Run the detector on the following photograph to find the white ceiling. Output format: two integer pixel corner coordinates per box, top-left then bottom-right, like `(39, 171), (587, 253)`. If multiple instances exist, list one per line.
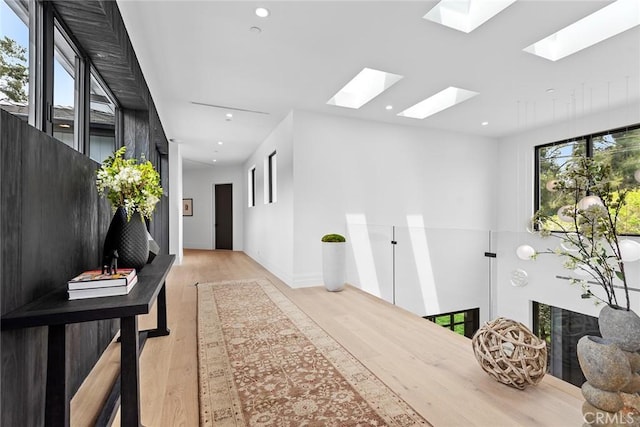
(116, 0), (640, 169)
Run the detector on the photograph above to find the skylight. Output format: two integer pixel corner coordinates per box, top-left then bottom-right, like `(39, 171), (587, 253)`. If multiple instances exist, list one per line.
(524, 0), (640, 61)
(327, 68), (403, 109)
(398, 87), (479, 120)
(423, 0), (517, 33)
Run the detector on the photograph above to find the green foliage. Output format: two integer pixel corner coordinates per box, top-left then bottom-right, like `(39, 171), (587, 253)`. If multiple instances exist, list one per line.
(96, 147), (163, 220)
(321, 233), (346, 243)
(617, 189), (640, 234)
(533, 157), (638, 310)
(0, 36), (28, 103)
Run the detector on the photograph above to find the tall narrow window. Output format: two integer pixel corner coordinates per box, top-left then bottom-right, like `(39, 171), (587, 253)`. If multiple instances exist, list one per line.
(266, 151), (277, 204)
(53, 22), (79, 148)
(248, 166), (256, 207)
(0, 0), (30, 120)
(89, 70), (116, 163)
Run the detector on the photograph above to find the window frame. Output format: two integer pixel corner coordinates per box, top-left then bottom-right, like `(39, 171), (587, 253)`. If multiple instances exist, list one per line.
(248, 166), (256, 207)
(88, 66), (118, 162)
(265, 150), (277, 204)
(2, 0), (120, 160)
(534, 123), (640, 236)
(424, 307), (480, 338)
(1, 0), (31, 121)
(532, 301), (599, 387)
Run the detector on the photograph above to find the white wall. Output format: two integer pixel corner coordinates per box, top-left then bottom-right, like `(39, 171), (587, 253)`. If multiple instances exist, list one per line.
(241, 110), (498, 321)
(290, 111), (498, 321)
(241, 105), (639, 324)
(243, 112), (295, 284)
(182, 165), (244, 251)
(495, 104), (640, 327)
(168, 142), (183, 263)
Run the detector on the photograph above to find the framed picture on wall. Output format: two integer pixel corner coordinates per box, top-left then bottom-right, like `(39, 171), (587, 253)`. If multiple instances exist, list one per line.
(183, 198), (193, 216)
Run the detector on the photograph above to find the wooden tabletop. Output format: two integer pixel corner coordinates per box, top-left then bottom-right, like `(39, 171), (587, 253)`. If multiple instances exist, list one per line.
(286, 283), (585, 427)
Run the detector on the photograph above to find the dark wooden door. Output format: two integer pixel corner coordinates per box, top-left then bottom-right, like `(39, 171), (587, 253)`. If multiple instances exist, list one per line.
(214, 184), (233, 250)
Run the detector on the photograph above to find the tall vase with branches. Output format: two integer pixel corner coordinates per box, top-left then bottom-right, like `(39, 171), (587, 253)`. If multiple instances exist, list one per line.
(527, 156), (640, 422)
(531, 156), (638, 311)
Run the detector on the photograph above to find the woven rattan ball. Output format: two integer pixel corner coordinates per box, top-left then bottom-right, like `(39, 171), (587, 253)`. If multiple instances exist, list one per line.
(471, 317), (547, 390)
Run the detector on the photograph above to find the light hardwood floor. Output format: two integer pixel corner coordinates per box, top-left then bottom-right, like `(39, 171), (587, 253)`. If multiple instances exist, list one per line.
(71, 249), (584, 427)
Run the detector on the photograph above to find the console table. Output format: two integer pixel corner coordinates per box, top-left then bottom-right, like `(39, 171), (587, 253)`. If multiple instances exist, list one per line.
(1, 254), (175, 427)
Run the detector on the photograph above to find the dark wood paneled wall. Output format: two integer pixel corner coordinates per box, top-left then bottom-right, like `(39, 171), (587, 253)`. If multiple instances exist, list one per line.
(1, 110), (117, 426)
(1, 1), (171, 425)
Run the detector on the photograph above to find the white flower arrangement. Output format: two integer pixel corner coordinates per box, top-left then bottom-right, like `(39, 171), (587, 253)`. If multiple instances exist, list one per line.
(96, 147), (163, 220)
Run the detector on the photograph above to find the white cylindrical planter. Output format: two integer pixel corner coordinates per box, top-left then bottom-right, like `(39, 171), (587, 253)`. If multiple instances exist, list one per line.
(322, 242), (346, 292)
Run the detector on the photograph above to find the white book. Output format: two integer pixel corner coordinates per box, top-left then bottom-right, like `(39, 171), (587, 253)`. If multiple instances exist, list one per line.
(68, 268), (137, 290)
(68, 275), (138, 300)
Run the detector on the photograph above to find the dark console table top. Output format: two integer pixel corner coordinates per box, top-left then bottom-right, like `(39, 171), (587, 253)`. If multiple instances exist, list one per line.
(1, 254), (176, 330)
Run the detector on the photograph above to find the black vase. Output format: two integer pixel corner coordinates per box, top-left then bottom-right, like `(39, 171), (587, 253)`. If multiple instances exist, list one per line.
(103, 207), (149, 272)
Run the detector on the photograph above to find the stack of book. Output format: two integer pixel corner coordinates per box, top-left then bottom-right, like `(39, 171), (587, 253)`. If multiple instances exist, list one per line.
(67, 268), (138, 300)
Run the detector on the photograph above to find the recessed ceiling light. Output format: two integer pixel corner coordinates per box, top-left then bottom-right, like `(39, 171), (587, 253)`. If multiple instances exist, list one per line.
(398, 87), (479, 119)
(218, 141), (224, 145)
(481, 121), (489, 126)
(212, 159), (217, 163)
(524, 0), (640, 61)
(249, 26), (262, 34)
(546, 88), (555, 94)
(423, 0), (517, 33)
(226, 113), (233, 118)
(255, 7), (270, 18)
(59, 124), (71, 128)
(327, 68), (403, 109)
(385, 105), (393, 110)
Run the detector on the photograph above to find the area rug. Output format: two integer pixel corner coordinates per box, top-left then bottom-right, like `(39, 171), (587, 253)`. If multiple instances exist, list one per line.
(197, 278), (429, 427)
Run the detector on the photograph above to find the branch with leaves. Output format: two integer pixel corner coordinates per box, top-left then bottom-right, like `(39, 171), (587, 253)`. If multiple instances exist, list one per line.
(532, 157), (633, 310)
(0, 36), (28, 103)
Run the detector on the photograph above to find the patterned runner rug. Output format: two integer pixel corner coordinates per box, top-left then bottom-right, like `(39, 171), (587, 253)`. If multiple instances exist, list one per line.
(197, 278), (429, 426)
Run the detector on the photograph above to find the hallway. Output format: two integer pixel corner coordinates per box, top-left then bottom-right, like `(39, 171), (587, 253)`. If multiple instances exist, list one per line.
(71, 249), (583, 426)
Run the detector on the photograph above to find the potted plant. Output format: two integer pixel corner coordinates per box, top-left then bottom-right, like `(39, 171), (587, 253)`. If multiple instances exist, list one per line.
(321, 233), (346, 292)
(520, 157), (640, 420)
(96, 146), (163, 271)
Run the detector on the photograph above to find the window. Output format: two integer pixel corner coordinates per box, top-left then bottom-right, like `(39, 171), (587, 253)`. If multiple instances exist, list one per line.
(265, 151), (277, 204)
(424, 308), (479, 338)
(533, 301), (599, 387)
(248, 166), (256, 207)
(89, 70), (116, 163)
(52, 21), (80, 148)
(1, 2), (120, 161)
(0, 0), (30, 120)
(536, 125), (640, 235)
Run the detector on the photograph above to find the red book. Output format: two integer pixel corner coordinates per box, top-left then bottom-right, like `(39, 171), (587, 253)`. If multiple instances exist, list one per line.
(67, 268), (137, 290)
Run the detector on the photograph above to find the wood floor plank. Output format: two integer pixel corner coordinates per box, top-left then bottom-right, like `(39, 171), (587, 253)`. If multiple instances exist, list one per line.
(71, 249), (583, 426)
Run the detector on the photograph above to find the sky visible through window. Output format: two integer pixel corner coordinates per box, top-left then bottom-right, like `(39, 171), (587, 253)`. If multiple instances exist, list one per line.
(1, 0), (29, 101)
(1, 0), (74, 108)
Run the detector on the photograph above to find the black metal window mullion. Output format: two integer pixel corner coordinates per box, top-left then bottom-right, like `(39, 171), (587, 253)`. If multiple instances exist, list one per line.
(31, 0), (54, 134)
